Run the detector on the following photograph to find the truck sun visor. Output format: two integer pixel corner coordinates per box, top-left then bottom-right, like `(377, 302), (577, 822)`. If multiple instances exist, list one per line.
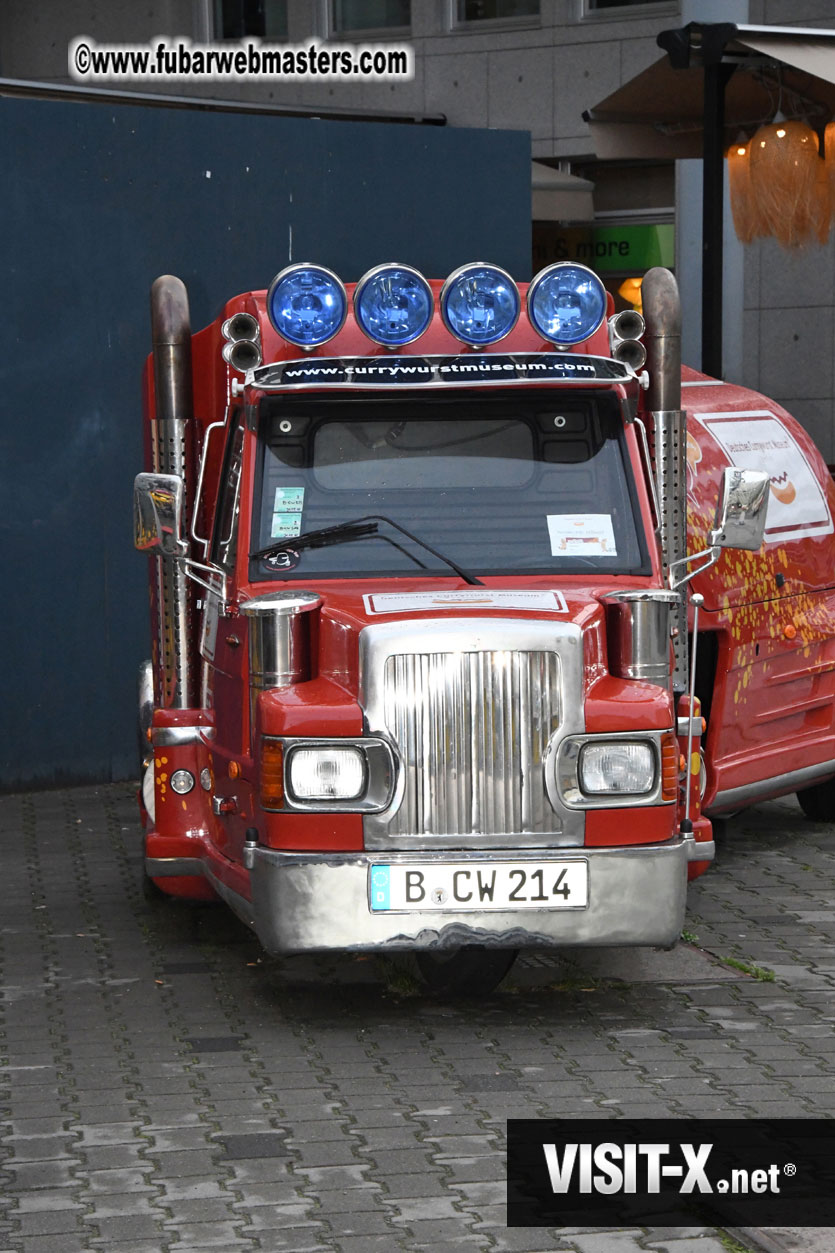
(266, 263), (348, 348)
(440, 263), (520, 346)
(527, 262), (607, 346)
(353, 264), (434, 347)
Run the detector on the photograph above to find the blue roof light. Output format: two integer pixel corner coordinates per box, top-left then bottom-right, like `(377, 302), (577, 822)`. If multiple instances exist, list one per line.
(354, 264), (433, 347)
(527, 262), (607, 346)
(267, 264), (348, 348)
(440, 264), (520, 347)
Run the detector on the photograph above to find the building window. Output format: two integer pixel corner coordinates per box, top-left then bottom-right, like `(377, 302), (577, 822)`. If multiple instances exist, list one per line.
(215, 0), (288, 38)
(456, 0), (539, 19)
(586, 0), (662, 8)
(332, 1), (411, 32)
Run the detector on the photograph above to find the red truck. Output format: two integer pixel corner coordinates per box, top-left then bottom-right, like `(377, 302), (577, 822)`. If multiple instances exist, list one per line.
(134, 260), (834, 992)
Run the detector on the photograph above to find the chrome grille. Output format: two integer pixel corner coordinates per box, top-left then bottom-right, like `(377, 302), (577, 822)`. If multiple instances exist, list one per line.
(382, 649), (560, 840)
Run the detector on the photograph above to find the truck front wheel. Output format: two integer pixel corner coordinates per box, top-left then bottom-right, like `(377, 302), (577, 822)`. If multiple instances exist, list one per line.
(415, 947), (517, 996)
(797, 776), (835, 821)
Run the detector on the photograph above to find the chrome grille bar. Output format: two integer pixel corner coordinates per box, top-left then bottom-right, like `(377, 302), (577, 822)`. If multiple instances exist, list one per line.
(382, 649), (560, 839)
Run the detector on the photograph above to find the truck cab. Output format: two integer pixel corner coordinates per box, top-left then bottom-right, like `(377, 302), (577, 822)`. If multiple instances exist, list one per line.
(134, 261), (811, 993)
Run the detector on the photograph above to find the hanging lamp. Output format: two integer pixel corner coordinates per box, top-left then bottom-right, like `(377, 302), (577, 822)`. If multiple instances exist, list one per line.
(748, 114), (822, 247)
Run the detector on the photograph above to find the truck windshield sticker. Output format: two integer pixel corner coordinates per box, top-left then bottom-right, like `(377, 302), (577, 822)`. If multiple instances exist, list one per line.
(271, 486), (304, 538)
(271, 514), (302, 538)
(547, 514), (617, 556)
(363, 590), (568, 615)
(273, 486), (305, 513)
(697, 412), (834, 543)
(252, 353), (632, 390)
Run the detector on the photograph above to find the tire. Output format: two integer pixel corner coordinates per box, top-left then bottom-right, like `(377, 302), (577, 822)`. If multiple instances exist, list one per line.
(415, 947), (517, 996)
(797, 776), (835, 821)
(142, 872), (169, 903)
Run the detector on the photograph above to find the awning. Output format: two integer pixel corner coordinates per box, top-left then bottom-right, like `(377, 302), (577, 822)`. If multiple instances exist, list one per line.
(531, 161), (594, 221)
(585, 24), (835, 160)
(583, 22), (835, 378)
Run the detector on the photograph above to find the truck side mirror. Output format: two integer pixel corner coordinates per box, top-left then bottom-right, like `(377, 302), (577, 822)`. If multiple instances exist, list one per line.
(133, 472), (188, 558)
(710, 467), (769, 552)
(669, 465), (770, 590)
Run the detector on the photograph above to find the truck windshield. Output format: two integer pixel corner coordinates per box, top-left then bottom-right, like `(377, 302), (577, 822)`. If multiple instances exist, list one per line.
(250, 390), (649, 579)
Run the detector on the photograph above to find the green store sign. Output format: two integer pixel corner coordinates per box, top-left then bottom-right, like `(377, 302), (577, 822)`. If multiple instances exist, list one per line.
(535, 224), (674, 273)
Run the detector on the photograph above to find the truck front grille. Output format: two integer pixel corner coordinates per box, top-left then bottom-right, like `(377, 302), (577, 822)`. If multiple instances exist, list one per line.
(381, 649), (560, 840)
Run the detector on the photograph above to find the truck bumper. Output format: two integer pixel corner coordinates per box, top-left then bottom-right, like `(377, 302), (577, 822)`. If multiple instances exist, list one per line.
(242, 839), (697, 955)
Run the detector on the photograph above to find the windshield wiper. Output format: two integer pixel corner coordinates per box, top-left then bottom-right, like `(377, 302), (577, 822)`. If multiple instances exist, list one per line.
(251, 514), (483, 586)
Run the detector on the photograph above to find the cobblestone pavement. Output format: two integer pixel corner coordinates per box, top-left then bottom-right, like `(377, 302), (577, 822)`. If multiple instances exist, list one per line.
(1, 784), (834, 1252)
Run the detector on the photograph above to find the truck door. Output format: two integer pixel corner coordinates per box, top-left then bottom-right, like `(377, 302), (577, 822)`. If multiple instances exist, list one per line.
(200, 413), (249, 861)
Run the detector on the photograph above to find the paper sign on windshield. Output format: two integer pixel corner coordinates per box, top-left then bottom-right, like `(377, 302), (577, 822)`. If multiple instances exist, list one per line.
(547, 514), (617, 556)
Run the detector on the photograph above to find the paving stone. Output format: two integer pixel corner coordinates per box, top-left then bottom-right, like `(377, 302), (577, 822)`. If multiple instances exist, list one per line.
(376, 1170), (453, 1198)
(164, 1222), (259, 1250)
(13, 1237), (92, 1253)
(567, 1234), (657, 1252)
(10, 1191), (84, 1214)
(643, 1241), (732, 1253)
(390, 1194), (468, 1220)
(159, 1178), (232, 1201)
(324, 1237), (407, 1253)
(5, 1161), (79, 1189)
(85, 1167), (157, 1193)
(215, 1133), (289, 1159)
(228, 1203), (320, 1231)
(225, 1164), (300, 1189)
(305, 1186), (385, 1213)
(323, 1208), (405, 1236)
(10, 1211), (87, 1237)
(82, 1193), (163, 1219)
(78, 1144), (153, 1170)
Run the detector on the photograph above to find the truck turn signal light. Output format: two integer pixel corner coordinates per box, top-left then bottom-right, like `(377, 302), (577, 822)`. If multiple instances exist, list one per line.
(661, 734), (679, 802)
(260, 739), (284, 809)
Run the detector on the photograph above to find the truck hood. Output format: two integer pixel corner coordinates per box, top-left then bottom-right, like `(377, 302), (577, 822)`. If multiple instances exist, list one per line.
(312, 581), (620, 692)
(255, 578), (674, 738)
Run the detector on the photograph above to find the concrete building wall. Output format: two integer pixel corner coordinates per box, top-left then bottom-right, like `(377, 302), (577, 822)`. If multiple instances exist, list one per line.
(0, 2), (673, 150)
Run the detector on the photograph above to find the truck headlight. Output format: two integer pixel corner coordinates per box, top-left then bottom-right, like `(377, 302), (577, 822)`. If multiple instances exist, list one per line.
(286, 746), (366, 801)
(578, 741), (655, 795)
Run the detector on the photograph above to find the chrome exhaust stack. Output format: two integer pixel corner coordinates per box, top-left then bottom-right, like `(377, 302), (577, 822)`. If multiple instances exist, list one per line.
(241, 592), (322, 728)
(601, 589), (681, 689)
(609, 309), (647, 371)
(641, 267), (688, 691)
(150, 274), (195, 709)
(612, 337), (647, 371)
(222, 310), (262, 373)
(222, 339), (262, 372)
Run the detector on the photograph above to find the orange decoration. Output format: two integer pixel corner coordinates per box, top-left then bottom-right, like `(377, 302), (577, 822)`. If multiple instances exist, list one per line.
(728, 143), (764, 243)
(748, 119), (824, 248)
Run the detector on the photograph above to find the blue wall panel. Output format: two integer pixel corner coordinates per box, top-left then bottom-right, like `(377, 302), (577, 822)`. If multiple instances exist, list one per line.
(0, 96), (530, 789)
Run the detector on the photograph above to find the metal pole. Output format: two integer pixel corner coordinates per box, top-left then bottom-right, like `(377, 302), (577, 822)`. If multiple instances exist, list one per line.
(701, 62), (734, 379)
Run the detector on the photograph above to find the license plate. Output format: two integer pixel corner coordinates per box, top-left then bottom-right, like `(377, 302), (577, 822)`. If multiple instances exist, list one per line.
(369, 860), (588, 912)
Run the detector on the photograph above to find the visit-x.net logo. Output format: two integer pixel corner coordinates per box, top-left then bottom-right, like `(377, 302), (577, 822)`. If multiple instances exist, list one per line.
(506, 1119), (835, 1227)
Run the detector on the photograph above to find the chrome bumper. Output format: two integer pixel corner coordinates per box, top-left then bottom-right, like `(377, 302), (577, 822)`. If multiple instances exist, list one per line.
(246, 839), (699, 955)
